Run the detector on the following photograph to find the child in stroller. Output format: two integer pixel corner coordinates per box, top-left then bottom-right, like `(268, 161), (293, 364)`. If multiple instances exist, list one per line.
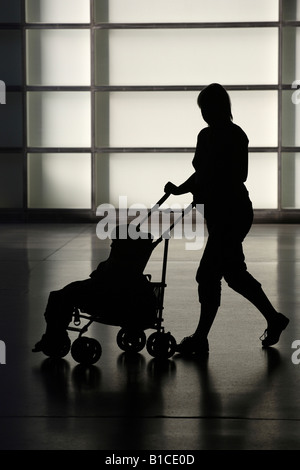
(32, 225), (160, 360)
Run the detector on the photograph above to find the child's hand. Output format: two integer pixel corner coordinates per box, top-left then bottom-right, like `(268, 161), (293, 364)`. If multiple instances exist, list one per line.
(164, 182), (178, 195)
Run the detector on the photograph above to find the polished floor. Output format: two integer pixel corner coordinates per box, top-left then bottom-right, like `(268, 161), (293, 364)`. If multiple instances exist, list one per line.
(0, 221), (300, 451)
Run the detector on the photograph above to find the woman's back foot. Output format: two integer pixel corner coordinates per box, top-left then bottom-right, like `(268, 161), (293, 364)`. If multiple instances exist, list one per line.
(260, 313), (289, 348)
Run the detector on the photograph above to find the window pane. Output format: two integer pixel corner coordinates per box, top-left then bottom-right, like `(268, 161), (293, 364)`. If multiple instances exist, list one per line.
(0, 31), (22, 86)
(231, 91), (278, 147)
(26, 30), (90, 86)
(0, 154), (23, 208)
(95, 28), (278, 86)
(96, 91), (277, 148)
(96, 152), (278, 210)
(95, 0), (278, 22)
(28, 153), (91, 208)
(282, 153), (300, 209)
(247, 153), (278, 209)
(27, 92), (91, 147)
(282, 27), (300, 84)
(283, 0), (300, 20)
(282, 89), (300, 147)
(96, 153), (193, 207)
(0, 93), (23, 147)
(96, 91), (202, 148)
(0, 0), (21, 22)
(25, 0), (90, 23)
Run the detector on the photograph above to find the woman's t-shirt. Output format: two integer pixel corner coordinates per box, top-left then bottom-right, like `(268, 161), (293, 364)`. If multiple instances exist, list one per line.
(192, 122), (250, 208)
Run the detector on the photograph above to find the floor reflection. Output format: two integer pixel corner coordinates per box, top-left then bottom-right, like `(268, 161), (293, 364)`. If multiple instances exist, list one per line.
(1, 223), (300, 449)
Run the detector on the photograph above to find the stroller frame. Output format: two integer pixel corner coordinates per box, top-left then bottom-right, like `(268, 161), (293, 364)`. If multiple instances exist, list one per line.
(67, 237), (173, 365)
(55, 194), (192, 365)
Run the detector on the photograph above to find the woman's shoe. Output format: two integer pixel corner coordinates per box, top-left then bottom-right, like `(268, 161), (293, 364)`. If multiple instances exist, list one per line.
(32, 334), (48, 352)
(176, 335), (209, 356)
(260, 313), (289, 348)
(32, 332), (70, 357)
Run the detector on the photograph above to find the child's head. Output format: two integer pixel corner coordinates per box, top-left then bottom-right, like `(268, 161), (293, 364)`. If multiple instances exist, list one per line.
(197, 83), (233, 126)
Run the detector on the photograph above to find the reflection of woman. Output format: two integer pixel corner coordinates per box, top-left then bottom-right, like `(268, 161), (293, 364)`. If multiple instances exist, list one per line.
(165, 83), (289, 356)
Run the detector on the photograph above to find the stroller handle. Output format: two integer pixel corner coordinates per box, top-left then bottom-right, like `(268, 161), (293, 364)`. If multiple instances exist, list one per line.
(136, 192), (171, 232)
(136, 193), (195, 240)
(156, 192), (171, 207)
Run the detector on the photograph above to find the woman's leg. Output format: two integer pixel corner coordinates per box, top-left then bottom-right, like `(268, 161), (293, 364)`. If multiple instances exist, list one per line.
(223, 238), (289, 347)
(176, 234), (222, 355)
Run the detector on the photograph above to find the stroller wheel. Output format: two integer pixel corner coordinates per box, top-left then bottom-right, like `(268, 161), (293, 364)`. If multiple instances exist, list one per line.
(117, 328), (146, 353)
(71, 337), (102, 365)
(146, 332), (176, 359)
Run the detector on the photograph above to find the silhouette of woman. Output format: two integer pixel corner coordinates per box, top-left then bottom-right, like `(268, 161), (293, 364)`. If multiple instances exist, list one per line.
(165, 83), (289, 356)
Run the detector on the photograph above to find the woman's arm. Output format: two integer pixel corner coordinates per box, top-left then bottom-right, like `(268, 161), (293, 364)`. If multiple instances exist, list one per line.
(164, 173), (196, 195)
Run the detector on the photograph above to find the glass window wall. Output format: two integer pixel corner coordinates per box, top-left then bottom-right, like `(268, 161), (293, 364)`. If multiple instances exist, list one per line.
(1, 0), (300, 216)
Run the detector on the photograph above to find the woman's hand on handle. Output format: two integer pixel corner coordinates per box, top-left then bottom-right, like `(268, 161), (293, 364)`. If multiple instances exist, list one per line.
(164, 182), (179, 195)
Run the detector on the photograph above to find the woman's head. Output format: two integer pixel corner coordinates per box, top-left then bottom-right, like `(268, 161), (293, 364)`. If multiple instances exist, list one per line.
(197, 83), (233, 126)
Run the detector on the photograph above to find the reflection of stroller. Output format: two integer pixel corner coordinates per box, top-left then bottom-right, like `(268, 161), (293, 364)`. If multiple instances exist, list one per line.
(41, 194), (188, 365)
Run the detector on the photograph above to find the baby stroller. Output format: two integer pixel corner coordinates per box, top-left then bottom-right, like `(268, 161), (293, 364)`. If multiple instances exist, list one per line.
(43, 193), (190, 365)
